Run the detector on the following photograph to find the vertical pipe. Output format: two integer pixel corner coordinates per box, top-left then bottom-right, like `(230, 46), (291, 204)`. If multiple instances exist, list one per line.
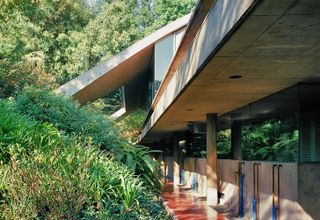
(272, 165), (275, 208)
(278, 165), (282, 220)
(272, 165), (277, 220)
(257, 163), (260, 220)
(253, 163), (256, 198)
(239, 174), (244, 217)
(238, 162), (245, 217)
(253, 163), (257, 220)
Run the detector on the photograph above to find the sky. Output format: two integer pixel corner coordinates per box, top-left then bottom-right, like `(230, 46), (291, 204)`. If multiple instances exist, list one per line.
(86, 0), (98, 7)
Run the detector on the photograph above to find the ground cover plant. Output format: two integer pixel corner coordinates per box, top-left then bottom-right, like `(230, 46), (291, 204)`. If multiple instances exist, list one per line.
(0, 100), (169, 219)
(14, 88), (162, 190)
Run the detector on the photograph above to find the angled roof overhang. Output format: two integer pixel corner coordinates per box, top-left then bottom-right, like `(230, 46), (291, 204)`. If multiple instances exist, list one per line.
(141, 0), (320, 143)
(56, 13), (192, 105)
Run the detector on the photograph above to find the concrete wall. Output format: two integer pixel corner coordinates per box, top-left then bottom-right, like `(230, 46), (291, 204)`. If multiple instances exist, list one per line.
(181, 159), (313, 219)
(183, 158), (207, 194)
(160, 156), (316, 219)
(298, 163), (320, 220)
(161, 156), (174, 179)
(217, 160), (311, 220)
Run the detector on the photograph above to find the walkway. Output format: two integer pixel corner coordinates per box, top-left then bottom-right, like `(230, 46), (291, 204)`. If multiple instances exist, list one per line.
(161, 182), (227, 220)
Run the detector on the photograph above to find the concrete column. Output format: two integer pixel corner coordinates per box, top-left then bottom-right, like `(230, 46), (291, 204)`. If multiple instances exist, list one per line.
(160, 145), (165, 177)
(231, 121), (242, 160)
(173, 136), (180, 186)
(206, 113), (218, 205)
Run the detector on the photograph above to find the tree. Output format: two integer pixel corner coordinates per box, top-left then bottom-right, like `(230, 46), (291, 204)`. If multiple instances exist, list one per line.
(0, 0), (92, 96)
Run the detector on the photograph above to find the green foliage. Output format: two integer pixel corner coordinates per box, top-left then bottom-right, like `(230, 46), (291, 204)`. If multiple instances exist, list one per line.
(60, 0), (197, 104)
(213, 116), (298, 162)
(119, 174), (143, 212)
(0, 0), (196, 110)
(145, 0), (197, 35)
(0, 0), (92, 95)
(242, 115), (298, 162)
(14, 88), (120, 152)
(188, 130), (232, 158)
(0, 99), (169, 219)
(124, 145), (162, 190)
(14, 88), (162, 190)
(88, 88), (123, 115)
(0, 1), (197, 218)
(217, 129), (232, 159)
(118, 109), (147, 143)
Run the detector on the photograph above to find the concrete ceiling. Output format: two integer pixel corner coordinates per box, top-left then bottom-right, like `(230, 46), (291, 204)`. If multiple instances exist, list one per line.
(142, 0), (320, 142)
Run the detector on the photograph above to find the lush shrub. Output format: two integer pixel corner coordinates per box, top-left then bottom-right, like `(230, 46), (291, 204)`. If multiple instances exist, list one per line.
(242, 115), (298, 162)
(117, 109), (147, 144)
(14, 88), (162, 189)
(117, 110), (162, 190)
(0, 100), (169, 219)
(124, 145), (162, 190)
(14, 88), (121, 153)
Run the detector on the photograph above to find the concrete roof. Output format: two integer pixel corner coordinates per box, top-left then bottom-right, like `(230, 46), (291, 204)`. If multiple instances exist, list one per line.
(56, 13), (191, 105)
(141, 0), (320, 143)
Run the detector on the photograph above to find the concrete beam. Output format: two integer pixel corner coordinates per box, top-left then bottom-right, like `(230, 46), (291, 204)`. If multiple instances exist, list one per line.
(206, 113), (218, 205)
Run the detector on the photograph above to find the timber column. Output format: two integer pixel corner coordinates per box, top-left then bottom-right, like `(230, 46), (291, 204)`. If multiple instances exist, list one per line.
(206, 113), (218, 205)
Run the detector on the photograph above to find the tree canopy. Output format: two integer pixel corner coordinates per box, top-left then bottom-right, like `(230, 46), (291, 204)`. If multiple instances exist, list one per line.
(0, 0), (197, 98)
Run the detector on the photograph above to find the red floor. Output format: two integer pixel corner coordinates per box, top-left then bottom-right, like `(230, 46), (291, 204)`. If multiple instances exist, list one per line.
(161, 182), (226, 220)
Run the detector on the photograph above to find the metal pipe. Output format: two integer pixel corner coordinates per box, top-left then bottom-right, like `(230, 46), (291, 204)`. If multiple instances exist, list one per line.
(238, 162), (245, 217)
(253, 163), (260, 220)
(272, 165), (277, 220)
(272, 165), (276, 208)
(278, 165), (282, 220)
(253, 163), (256, 198)
(253, 163), (256, 220)
(256, 163), (261, 220)
(272, 164), (282, 220)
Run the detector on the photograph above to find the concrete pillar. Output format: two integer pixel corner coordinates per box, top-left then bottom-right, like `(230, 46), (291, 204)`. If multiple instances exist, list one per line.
(173, 136), (180, 186)
(160, 144), (165, 177)
(231, 121), (242, 160)
(206, 113), (218, 205)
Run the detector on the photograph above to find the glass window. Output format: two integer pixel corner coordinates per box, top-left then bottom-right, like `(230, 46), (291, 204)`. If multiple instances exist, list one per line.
(154, 34), (174, 92)
(174, 28), (186, 52)
(242, 113), (298, 162)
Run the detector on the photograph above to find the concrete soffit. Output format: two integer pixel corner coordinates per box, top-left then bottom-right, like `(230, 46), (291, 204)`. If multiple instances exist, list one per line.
(149, 0), (217, 112)
(140, 0), (258, 141)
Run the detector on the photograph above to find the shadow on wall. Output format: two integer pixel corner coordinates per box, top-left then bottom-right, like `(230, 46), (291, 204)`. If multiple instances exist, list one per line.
(161, 155), (315, 219)
(183, 158), (207, 194)
(161, 156), (174, 180)
(216, 160), (313, 220)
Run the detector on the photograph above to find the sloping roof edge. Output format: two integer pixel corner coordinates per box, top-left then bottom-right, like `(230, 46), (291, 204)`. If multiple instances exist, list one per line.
(140, 0), (259, 142)
(56, 13), (192, 98)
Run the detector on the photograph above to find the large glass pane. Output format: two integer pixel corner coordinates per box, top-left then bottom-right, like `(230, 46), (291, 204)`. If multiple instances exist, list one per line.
(154, 34), (174, 92)
(242, 113), (298, 162)
(174, 28), (186, 52)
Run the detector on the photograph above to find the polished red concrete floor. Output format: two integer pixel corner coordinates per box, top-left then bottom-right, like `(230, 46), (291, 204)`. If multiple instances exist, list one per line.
(161, 182), (227, 220)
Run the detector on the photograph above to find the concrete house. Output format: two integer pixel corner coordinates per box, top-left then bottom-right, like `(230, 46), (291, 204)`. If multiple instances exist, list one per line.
(58, 0), (320, 219)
